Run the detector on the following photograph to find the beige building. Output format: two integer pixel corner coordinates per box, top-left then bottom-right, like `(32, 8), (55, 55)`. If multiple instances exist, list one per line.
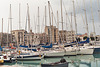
(45, 25), (59, 43)
(12, 30), (26, 46)
(12, 29), (40, 46)
(90, 32), (96, 37)
(39, 33), (48, 44)
(59, 30), (76, 43)
(59, 30), (67, 43)
(77, 33), (88, 41)
(66, 31), (76, 43)
(0, 33), (11, 46)
(33, 33), (40, 45)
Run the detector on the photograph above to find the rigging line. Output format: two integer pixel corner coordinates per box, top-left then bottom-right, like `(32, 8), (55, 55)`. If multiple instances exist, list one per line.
(76, 0), (86, 26)
(97, 0), (100, 9)
(90, 0), (96, 44)
(97, 0), (100, 27)
(7, 19), (9, 46)
(41, 15), (45, 33)
(90, 0), (95, 34)
(83, 0), (89, 37)
(49, 4), (57, 26)
(62, 1), (72, 30)
(25, 12), (28, 31)
(34, 16), (36, 33)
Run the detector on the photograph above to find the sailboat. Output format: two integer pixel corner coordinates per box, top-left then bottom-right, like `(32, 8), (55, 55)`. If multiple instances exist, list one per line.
(40, 1), (65, 58)
(15, 3), (44, 61)
(64, 0), (94, 55)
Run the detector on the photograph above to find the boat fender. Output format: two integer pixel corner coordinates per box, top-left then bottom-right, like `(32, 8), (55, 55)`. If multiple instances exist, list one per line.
(39, 55), (41, 57)
(19, 50), (21, 55)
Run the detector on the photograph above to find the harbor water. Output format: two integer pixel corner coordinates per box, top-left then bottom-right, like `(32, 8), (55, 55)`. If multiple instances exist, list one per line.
(1, 54), (100, 67)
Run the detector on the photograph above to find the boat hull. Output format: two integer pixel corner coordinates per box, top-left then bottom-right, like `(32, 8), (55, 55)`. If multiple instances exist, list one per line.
(93, 48), (100, 54)
(16, 55), (43, 61)
(77, 48), (94, 55)
(64, 47), (77, 56)
(41, 62), (68, 67)
(44, 51), (65, 58)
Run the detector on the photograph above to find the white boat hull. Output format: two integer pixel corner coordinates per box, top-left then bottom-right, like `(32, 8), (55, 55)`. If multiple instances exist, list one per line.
(16, 55), (44, 61)
(77, 48), (94, 55)
(43, 50), (65, 58)
(64, 47), (77, 56)
(64, 47), (94, 55)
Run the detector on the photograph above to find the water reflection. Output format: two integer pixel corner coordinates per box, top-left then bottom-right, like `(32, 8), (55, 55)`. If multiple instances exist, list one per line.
(3, 54), (100, 67)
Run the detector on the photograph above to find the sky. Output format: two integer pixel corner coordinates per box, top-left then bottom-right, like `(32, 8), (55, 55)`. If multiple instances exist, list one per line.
(0, 0), (100, 35)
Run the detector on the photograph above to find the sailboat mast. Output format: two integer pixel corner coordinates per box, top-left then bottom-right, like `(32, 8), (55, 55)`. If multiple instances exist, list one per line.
(27, 3), (31, 46)
(71, 12), (74, 42)
(57, 11), (59, 43)
(1, 18), (3, 46)
(10, 4), (12, 44)
(60, 0), (64, 44)
(57, 11), (59, 30)
(52, 12), (53, 26)
(90, 0), (96, 41)
(73, 0), (78, 45)
(27, 3), (30, 32)
(45, 6), (47, 26)
(7, 20), (9, 46)
(38, 7), (40, 34)
(45, 6), (47, 43)
(65, 13), (67, 31)
(97, 0), (100, 9)
(48, 1), (52, 43)
(19, 3), (21, 46)
(83, 0), (89, 37)
(71, 12), (73, 31)
(19, 3), (21, 30)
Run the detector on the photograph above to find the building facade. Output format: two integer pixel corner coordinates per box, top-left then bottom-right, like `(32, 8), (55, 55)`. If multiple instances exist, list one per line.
(77, 33), (88, 41)
(45, 25), (59, 44)
(66, 31), (76, 43)
(12, 30), (26, 46)
(12, 30), (40, 46)
(59, 30), (75, 43)
(39, 33), (48, 44)
(0, 33), (11, 46)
